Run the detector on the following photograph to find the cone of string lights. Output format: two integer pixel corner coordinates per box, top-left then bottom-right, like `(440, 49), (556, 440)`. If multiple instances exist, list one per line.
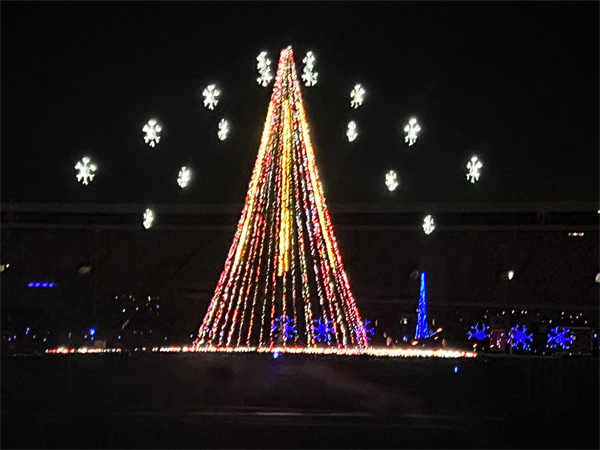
(194, 47), (369, 351)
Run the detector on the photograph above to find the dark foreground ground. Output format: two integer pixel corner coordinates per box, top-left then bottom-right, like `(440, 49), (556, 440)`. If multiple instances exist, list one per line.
(1, 352), (598, 449)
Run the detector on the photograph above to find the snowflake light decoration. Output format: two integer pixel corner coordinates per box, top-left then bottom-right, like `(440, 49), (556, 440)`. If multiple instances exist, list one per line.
(142, 208), (154, 230)
(466, 156), (482, 183)
(177, 167), (191, 188)
(75, 157), (97, 185)
(312, 317), (334, 343)
(143, 119), (162, 147)
(385, 170), (399, 191)
(404, 118), (421, 146)
(363, 319), (375, 341)
(423, 215), (435, 235)
(202, 84), (220, 110)
(467, 324), (490, 340)
(546, 326), (575, 350)
(272, 316), (298, 340)
(509, 324), (533, 351)
(218, 119), (229, 141)
(347, 121), (358, 142)
(301, 51), (318, 87)
(350, 84), (365, 109)
(256, 52), (273, 87)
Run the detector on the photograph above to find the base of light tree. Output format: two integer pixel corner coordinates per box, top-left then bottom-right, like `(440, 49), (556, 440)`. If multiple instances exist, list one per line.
(44, 346), (477, 358)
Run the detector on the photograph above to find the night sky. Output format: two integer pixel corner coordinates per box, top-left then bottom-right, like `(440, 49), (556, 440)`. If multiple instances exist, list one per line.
(2, 3), (598, 206)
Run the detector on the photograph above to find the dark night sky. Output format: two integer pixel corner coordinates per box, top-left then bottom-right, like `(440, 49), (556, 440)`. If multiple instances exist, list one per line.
(2, 2), (598, 206)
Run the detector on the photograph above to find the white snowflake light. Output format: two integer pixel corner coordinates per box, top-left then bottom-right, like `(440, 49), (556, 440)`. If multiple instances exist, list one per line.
(218, 119), (229, 141)
(404, 118), (421, 146)
(143, 119), (162, 147)
(385, 171), (398, 191)
(202, 85), (220, 110)
(350, 84), (365, 109)
(75, 157), (97, 185)
(143, 209), (154, 230)
(177, 167), (192, 188)
(301, 51), (318, 87)
(256, 52), (273, 87)
(466, 156), (483, 183)
(347, 121), (358, 142)
(423, 215), (435, 235)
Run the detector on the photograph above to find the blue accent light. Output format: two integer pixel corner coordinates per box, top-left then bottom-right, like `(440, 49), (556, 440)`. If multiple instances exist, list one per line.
(363, 319), (375, 341)
(26, 328), (30, 334)
(272, 315), (298, 340)
(547, 326), (575, 350)
(35, 283), (41, 287)
(468, 324), (490, 340)
(454, 366), (459, 373)
(42, 283), (48, 288)
(273, 351), (280, 359)
(509, 325), (533, 351)
(415, 272), (430, 339)
(68, 333), (72, 338)
(89, 328), (96, 336)
(311, 317), (334, 343)
(49, 283), (55, 288)
(28, 283), (34, 287)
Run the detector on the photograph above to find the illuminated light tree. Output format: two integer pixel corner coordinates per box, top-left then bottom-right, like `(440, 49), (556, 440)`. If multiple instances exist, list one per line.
(195, 47), (369, 350)
(466, 156), (482, 183)
(347, 121), (358, 142)
(143, 119), (162, 147)
(218, 119), (229, 140)
(509, 324), (533, 351)
(547, 326), (575, 350)
(414, 272), (430, 339)
(467, 324), (490, 340)
(404, 118), (420, 146)
(75, 157), (97, 185)
(385, 170), (398, 191)
(203, 85), (220, 110)
(350, 84), (365, 109)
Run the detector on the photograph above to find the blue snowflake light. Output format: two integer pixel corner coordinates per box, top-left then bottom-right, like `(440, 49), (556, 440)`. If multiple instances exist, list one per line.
(509, 324), (533, 351)
(363, 319), (375, 341)
(467, 323), (490, 340)
(312, 317), (334, 343)
(547, 326), (575, 350)
(272, 315), (297, 340)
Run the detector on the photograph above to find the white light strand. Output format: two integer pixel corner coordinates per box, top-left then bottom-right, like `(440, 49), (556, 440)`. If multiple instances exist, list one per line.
(143, 120), (162, 147)
(301, 51), (318, 87)
(347, 121), (358, 142)
(423, 215), (435, 235)
(202, 85), (220, 110)
(75, 157), (97, 185)
(256, 52), (273, 87)
(466, 156), (482, 183)
(385, 170), (398, 191)
(404, 118), (421, 146)
(143, 209), (155, 230)
(177, 167), (192, 188)
(350, 84), (365, 109)
(218, 119), (229, 141)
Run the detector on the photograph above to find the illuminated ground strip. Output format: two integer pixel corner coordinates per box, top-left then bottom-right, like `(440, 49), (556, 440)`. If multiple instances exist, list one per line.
(46, 347), (477, 358)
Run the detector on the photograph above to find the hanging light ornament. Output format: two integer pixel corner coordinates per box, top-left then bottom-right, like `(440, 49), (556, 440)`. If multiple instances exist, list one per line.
(350, 84), (365, 109)
(218, 119), (229, 141)
(143, 119), (162, 147)
(256, 52), (273, 87)
(143, 209), (155, 229)
(404, 118), (421, 146)
(301, 51), (318, 87)
(423, 215), (435, 235)
(347, 121), (358, 142)
(466, 156), (482, 183)
(385, 170), (398, 191)
(75, 157), (97, 185)
(202, 85), (220, 110)
(177, 167), (192, 188)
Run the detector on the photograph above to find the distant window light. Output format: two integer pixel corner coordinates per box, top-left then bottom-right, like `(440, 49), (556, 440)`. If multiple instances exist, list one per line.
(596, 273), (600, 283)
(78, 266), (92, 275)
(0, 263), (8, 272)
(568, 232), (585, 237)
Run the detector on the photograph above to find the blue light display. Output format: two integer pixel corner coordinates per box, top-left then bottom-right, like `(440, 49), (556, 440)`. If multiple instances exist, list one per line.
(467, 323), (490, 340)
(509, 324), (533, 351)
(312, 317), (334, 343)
(414, 272), (430, 339)
(547, 326), (575, 350)
(363, 319), (375, 341)
(28, 282), (55, 288)
(454, 366), (459, 373)
(89, 328), (96, 336)
(272, 315), (298, 339)
(273, 351), (280, 359)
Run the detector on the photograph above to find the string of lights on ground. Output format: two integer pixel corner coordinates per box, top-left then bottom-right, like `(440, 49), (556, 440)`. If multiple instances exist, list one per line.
(44, 346), (477, 358)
